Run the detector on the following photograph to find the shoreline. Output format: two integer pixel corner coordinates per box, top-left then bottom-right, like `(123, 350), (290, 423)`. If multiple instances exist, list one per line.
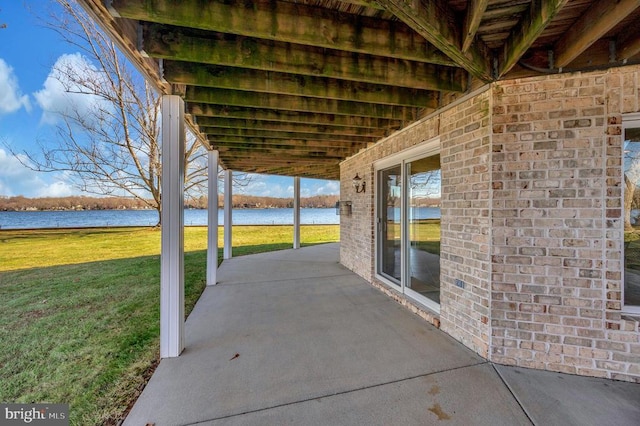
(0, 206), (337, 212)
(0, 223), (341, 232)
(0, 207), (344, 230)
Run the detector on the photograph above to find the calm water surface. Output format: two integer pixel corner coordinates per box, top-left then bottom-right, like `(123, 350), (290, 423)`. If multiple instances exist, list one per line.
(0, 208), (342, 230)
(0, 207), (441, 230)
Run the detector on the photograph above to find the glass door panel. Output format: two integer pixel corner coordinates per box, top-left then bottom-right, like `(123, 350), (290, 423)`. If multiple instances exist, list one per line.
(406, 156), (441, 304)
(624, 123), (640, 309)
(378, 165), (402, 283)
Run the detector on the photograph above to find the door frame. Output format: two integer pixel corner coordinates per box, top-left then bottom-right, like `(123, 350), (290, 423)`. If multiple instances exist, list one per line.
(623, 112), (640, 315)
(375, 163), (403, 289)
(374, 138), (441, 313)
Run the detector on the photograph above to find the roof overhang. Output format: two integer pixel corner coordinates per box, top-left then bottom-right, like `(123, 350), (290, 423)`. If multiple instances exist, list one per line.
(77, 0), (640, 179)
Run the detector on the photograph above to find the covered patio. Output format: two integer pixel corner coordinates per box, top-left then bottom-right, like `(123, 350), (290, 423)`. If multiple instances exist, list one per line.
(124, 243), (640, 425)
(76, 0), (640, 390)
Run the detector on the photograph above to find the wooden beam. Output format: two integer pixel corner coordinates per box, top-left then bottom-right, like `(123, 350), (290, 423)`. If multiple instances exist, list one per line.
(202, 127), (377, 143)
(618, 24), (640, 60)
(261, 165), (340, 174)
(195, 117), (388, 138)
(375, 0), (492, 81)
(162, 61), (442, 107)
(76, 0), (170, 93)
(227, 160), (341, 169)
(215, 150), (358, 164)
(216, 148), (357, 159)
(215, 146), (351, 159)
(504, 38), (640, 79)
(226, 160), (340, 171)
(188, 104), (406, 131)
(214, 148), (362, 160)
(255, 165), (338, 172)
(204, 132), (370, 147)
(207, 137), (365, 151)
(221, 162), (340, 179)
(185, 87), (422, 121)
(462, 0), (489, 53)
(76, 2), (210, 152)
(554, 0), (640, 68)
(144, 25), (464, 92)
(221, 154), (342, 160)
(112, 0), (455, 65)
(221, 157), (342, 166)
(499, 0), (568, 77)
(339, 0), (385, 10)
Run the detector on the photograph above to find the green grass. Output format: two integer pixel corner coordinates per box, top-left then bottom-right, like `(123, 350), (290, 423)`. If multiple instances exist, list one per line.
(0, 225), (339, 425)
(410, 220), (441, 255)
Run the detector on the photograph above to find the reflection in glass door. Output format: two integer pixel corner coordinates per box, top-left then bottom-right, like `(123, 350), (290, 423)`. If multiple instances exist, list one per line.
(623, 117), (640, 313)
(378, 165), (402, 283)
(406, 156), (441, 304)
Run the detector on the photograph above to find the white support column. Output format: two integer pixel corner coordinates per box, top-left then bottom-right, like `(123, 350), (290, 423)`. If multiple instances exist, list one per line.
(207, 150), (219, 286)
(160, 95), (185, 358)
(293, 176), (301, 249)
(223, 169), (233, 259)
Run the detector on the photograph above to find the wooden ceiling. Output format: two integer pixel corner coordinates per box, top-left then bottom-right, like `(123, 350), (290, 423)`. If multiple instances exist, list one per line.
(79, 0), (640, 180)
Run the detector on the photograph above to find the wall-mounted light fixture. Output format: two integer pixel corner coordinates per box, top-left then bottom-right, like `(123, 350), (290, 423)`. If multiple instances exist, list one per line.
(353, 173), (366, 193)
(336, 200), (352, 216)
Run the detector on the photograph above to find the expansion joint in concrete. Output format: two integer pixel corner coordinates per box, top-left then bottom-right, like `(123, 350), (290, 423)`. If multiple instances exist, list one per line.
(183, 361), (490, 426)
(492, 363), (535, 425)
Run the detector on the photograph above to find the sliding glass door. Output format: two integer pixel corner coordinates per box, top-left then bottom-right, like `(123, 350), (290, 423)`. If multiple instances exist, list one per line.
(378, 165), (402, 284)
(376, 144), (441, 311)
(405, 157), (441, 305)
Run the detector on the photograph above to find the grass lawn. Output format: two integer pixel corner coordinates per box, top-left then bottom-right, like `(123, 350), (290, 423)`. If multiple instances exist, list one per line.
(410, 220), (441, 255)
(0, 225), (339, 425)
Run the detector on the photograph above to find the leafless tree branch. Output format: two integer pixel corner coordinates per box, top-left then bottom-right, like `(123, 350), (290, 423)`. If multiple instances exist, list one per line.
(5, 0), (246, 225)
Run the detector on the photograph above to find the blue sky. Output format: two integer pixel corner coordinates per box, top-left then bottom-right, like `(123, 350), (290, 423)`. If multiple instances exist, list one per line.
(0, 1), (339, 199)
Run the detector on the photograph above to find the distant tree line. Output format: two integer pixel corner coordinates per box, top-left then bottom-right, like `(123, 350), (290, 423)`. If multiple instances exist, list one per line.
(0, 194), (340, 211)
(0, 196), (151, 211)
(187, 194), (340, 209)
(412, 197), (441, 207)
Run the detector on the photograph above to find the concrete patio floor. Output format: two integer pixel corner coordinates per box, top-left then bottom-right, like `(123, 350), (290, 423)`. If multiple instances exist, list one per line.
(125, 243), (640, 426)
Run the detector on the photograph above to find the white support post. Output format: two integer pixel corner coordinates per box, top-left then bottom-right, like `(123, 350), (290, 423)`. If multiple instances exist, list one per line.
(293, 176), (301, 249)
(207, 150), (219, 285)
(223, 169), (233, 260)
(160, 95), (185, 358)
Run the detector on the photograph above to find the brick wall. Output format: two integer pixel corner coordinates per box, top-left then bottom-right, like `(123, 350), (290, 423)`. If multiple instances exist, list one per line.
(439, 91), (492, 358)
(339, 65), (640, 382)
(491, 67), (640, 382)
(340, 107), (442, 317)
(339, 150), (375, 282)
(340, 90), (493, 355)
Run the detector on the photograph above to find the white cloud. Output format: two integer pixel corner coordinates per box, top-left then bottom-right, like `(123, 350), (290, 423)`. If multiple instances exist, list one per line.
(301, 178), (340, 197)
(33, 53), (109, 125)
(236, 174), (340, 197)
(230, 174), (289, 197)
(313, 180), (340, 195)
(0, 58), (31, 115)
(238, 175), (267, 195)
(36, 180), (76, 198)
(0, 148), (78, 198)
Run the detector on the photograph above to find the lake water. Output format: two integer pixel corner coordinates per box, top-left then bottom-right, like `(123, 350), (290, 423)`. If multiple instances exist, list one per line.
(0, 207), (441, 230)
(0, 208), (340, 230)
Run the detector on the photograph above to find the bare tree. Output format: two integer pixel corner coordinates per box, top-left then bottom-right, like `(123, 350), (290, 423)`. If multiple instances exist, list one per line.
(7, 0), (248, 225)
